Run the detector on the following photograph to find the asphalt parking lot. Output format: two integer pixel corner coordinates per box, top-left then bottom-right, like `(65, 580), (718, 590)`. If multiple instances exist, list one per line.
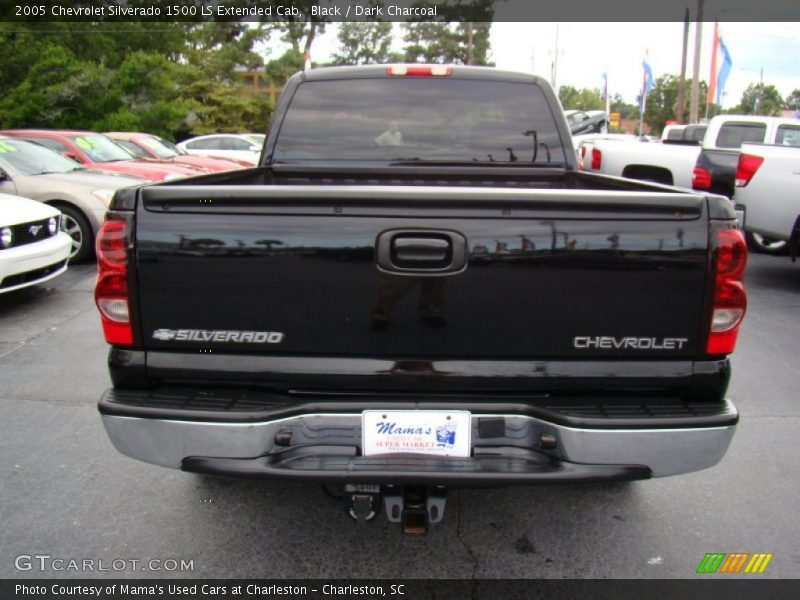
(1, 253), (799, 580)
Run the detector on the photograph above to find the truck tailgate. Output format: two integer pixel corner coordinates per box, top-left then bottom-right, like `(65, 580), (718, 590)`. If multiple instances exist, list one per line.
(134, 185), (709, 361)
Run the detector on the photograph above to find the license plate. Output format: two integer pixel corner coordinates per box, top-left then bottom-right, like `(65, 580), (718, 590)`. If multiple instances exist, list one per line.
(362, 410), (472, 458)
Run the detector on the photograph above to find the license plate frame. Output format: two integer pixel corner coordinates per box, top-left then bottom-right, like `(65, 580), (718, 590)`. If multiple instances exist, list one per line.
(361, 410), (472, 458)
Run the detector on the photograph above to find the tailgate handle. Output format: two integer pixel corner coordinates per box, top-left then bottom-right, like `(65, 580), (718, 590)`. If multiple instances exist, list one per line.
(376, 230), (468, 275)
(393, 237), (449, 263)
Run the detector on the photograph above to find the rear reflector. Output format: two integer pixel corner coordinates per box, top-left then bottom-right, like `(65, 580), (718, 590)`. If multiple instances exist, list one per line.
(735, 153), (764, 188)
(706, 227), (747, 355)
(387, 65), (453, 77)
(95, 214), (133, 346)
(692, 166), (711, 189)
(590, 148), (602, 170)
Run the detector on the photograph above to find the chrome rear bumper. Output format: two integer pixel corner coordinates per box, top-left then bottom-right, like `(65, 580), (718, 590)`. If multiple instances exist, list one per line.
(101, 403), (736, 482)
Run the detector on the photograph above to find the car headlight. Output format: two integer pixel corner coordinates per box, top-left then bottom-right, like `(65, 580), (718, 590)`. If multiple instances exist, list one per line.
(1, 226), (13, 248)
(163, 172), (183, 181)
(48, 216), (58, 235)
(91, 189), (115, 207)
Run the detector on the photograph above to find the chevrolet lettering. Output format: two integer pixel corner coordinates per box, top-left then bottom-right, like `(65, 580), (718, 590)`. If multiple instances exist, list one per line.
(573, 336), (690, 350)
(96, 65), (748, 533)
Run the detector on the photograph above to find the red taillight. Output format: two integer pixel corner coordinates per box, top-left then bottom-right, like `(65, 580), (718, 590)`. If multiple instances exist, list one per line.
(707, 227), (747, 355)
(692, 166), (711, 189)
(590, 148), (602, 170)
(735, 153), (764, 188)
(95, 215), (133, 345)
(386, 65), (453, 77)
(96, 219), (127, 270)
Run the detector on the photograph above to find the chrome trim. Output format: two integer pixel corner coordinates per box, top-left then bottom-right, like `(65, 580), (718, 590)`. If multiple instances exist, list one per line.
(147, 353), (700, 379)
(101, 408), (736, 478)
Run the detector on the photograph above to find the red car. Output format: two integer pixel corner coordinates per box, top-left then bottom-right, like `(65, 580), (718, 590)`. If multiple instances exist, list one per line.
(1, 130), (205, 181)
(105, 132), (249, 172)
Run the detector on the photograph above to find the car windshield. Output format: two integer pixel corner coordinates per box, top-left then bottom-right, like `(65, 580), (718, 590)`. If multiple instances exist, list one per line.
(0, 138), (83, 175)
(68, 134), (134, 162)
(113, 139), (149, 158)
(274, 78), (567, 165)
(153, 136), (185, 156)
(139, 136), (178, 159)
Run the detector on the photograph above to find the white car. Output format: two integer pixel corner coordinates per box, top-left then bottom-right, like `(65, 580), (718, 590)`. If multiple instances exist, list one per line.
(0, 193), (71, 293)
(175, 134), (264, 166)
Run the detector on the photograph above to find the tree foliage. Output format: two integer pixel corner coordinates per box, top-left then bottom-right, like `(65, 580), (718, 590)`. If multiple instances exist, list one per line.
(785, 89), (800, 110)
(610, 94), (639, 121)
(734, 83), (784, 116)
(0, 22), (274, 138)
(643, 75), (709, 134)
(332, 22), (401, 65)
(558, 86), (604, 111)
(402, 22), (493, 65)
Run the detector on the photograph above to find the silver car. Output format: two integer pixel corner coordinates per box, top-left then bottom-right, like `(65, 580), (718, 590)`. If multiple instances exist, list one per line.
(0, 136), (143, 262)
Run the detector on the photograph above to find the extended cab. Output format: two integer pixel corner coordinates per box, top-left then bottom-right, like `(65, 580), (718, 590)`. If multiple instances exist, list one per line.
(95, 66), (748, 531)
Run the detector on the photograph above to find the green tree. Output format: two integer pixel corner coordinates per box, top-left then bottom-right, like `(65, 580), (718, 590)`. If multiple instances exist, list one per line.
(558, 86), (604, 110)
(184, 23), (270, 83)
(174, 62), (272, 135)
(0, 46), (116, 130)
(178, 23), (274, 135)
(0, 22), (189, 90)
(99, 52), (196, 137)
(0, 20), (276, 137)
(332, 22), (401, 65)
(643, 75), (708, 134)
(609, 93), (639, 121)
(264, 48), (305, 84)
(734, 83), (784, 116)
(785, 88), (800, 110)
(183, 83), (272, 134)
(402, 22), (493, 65)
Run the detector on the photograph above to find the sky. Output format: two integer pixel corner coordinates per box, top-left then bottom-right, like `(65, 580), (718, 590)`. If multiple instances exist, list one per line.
(295, 22), (800, 110)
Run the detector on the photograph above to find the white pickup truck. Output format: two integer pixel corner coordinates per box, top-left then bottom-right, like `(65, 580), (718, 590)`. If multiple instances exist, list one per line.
(585, 115), (799, 191)
(734, 142), (800, 260)
(584, 138), (701, 187)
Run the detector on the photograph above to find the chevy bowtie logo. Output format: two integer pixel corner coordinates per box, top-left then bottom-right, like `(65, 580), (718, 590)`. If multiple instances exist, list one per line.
(152, 329), (177, 341)
(28, 224), (43, 236)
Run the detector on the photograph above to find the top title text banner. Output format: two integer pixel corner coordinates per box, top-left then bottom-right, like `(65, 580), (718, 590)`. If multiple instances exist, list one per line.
(4, 0), (800, 23)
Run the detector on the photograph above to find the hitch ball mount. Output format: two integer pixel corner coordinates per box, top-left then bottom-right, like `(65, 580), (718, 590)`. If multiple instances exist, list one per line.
(341, 484), (447, 534)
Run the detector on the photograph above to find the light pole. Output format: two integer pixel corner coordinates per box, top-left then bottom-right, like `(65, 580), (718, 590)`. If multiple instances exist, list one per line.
(689, 0), (704, 123)
(550, 23), (562, 91)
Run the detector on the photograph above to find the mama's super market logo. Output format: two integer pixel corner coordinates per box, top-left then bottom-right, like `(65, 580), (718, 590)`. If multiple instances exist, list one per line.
(696, 552), (773, 574)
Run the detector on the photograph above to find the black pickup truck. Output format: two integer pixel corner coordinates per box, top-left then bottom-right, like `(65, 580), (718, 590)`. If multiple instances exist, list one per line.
(95, 65), (747, 532)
